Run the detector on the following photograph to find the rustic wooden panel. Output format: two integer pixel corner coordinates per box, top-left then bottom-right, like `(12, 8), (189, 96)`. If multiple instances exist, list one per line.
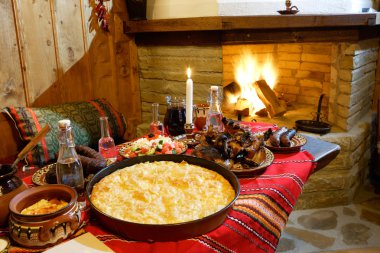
(0, 0), (25, 107)
(116, 38), (141, 140)
(0, 0), (138, 140)
(52, 0), (92, 103)
(15, 0), (57, 105)
(114, 1), (141, 139)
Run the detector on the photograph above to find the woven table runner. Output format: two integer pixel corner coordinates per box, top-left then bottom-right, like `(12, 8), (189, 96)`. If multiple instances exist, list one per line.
(6, 122), (316, 253)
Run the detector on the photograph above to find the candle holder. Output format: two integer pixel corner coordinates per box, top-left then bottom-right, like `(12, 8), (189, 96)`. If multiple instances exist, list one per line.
(184, 123), (195, 137)
(182, 123), (199, 147)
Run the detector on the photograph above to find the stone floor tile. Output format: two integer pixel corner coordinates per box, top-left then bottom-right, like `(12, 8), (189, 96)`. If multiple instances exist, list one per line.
(343, 207), (356, 217)
(285, 227), (335, 249)
(276, 238), (296, 252)
(298, 210), (338, 230)
(341, 223), (372, 245)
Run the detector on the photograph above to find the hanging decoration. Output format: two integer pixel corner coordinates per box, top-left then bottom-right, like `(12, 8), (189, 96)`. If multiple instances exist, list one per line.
(95, 0), (110, 32)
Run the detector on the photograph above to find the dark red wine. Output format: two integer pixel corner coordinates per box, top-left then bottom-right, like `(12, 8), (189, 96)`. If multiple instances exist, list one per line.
(164, 107), (186, 136)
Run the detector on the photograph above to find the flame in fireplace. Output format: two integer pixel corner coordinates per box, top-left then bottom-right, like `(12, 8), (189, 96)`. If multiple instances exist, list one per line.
(231, 49), (277, 115)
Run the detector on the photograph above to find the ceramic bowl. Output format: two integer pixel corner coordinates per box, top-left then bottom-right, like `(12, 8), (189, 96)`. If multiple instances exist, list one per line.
(0, 164), (27, 228)
(8, 184), (81, 248)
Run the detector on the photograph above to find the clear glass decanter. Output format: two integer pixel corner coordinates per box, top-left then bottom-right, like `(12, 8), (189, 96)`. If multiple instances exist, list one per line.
(150, 103), (164, 135)
(205, 86), (224, 132)
(56, 119), (85, 193)
(98, 116), (118, 162)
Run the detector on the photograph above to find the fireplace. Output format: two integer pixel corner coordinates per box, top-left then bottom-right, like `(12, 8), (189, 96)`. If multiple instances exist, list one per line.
(127, 14), (380, 209)
(221, 41), (378, 132)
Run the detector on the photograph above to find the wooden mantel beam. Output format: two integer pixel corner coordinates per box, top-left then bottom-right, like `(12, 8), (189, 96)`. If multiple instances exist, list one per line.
(124, 13), (379, 34)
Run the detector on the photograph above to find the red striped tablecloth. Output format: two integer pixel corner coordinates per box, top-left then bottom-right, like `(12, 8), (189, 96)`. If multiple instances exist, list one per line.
(7, 123), (316, 253)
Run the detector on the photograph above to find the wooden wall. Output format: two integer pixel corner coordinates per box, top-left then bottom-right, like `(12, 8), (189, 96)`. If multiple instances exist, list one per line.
(0, 0), (141, 140)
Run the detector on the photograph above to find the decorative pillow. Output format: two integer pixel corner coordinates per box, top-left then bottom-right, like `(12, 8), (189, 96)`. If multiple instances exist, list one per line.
(3, 98), (126, 166)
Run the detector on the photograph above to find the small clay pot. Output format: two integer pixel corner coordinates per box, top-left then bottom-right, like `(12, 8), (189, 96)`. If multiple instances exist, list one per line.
(0, 164), (27, 228)
(8, 184), (81, 248)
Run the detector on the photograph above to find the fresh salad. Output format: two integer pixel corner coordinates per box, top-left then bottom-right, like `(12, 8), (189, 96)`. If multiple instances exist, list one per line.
(120, 134), (187, 158)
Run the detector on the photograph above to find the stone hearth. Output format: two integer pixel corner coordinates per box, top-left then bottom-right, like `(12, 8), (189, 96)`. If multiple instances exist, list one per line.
(135, 38), (379, 209)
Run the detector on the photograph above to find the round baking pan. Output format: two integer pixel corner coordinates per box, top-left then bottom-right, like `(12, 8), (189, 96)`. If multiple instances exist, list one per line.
(86, 154), (240, 242)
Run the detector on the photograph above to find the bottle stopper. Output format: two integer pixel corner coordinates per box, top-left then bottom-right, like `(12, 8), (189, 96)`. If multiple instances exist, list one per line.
(58, 119), (71, 128)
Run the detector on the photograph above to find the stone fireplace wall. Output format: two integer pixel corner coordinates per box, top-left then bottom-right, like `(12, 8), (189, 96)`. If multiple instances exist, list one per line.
(136, 39), (379, 209)
(331, 39), (379, 130)
(222, 39), (379, 131)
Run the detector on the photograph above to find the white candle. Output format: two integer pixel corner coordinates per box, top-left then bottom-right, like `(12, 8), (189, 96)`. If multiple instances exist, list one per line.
(186, 67), (193, 124)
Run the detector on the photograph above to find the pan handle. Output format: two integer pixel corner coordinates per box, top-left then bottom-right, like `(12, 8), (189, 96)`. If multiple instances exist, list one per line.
(316, 94), (325, 122)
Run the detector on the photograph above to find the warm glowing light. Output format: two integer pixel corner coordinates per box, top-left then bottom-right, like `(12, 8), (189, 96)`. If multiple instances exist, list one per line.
(226, 48), (277, 115)
(187, 67), (191, 78)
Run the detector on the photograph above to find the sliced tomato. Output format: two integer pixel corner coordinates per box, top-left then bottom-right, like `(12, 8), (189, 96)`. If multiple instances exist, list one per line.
(161, 146), (169, 154)
(140, 147), (149, 154)
(128, 152), (137, 158)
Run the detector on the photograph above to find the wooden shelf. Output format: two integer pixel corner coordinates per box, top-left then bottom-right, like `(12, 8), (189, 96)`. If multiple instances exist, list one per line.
(124, 13), (379, 34)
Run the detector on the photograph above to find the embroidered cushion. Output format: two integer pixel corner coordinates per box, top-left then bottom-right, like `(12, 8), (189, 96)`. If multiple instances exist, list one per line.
(3, 98), (126, 166)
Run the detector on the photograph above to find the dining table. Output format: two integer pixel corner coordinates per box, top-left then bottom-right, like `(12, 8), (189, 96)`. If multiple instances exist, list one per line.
(2, 122), (340, 253)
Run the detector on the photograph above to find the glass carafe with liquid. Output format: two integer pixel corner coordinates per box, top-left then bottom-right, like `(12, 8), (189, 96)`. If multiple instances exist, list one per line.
(98, 116), (118, 162)
(205, 86), (224, 132)
(56, 119), (85, 193)
(164, 96), (186, 136)
(150, 103), (164, 135)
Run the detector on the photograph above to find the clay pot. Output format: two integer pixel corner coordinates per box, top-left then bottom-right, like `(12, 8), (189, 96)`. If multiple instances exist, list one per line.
(8, 184), (81, 248)
(0, 164), (27, 228)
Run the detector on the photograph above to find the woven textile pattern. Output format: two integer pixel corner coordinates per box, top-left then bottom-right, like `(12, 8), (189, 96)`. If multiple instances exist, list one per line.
(3, 98), (126, 166)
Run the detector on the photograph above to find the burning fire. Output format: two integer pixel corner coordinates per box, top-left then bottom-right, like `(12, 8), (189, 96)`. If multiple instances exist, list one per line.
(228, 49), (277, 115)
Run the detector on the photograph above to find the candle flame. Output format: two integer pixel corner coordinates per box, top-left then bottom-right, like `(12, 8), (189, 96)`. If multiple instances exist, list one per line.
(187, 67), (191, 78)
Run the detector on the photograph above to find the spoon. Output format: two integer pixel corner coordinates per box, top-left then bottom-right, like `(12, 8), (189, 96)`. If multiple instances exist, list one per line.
(11, 124), (51, 169)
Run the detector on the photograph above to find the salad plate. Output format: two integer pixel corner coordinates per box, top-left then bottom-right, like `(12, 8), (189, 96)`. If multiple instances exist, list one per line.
(119, 135), (187, 158)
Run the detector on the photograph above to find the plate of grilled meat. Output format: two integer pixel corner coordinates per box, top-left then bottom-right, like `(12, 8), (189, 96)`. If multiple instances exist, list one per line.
(192, 118), (274, 177)
(264, 127), (307, 153)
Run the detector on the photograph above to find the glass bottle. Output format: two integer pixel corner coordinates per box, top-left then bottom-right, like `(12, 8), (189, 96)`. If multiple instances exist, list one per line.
(98, 116), (118, 162)
(150, 103), (164, 135)
(205, 86), (224, 132)
(164, 96), (186, 136)
(56, 119), (85, 193)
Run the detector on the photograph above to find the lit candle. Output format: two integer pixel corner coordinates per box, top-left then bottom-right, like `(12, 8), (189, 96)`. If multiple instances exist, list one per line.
(186, 67), (193, 124)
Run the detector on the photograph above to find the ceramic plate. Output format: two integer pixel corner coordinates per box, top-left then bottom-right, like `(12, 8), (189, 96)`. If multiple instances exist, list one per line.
(230, 147), (274, 177)
(32, 163), (95, 186)
(32, 163), (56, 186)
(119, 136), (188, 159)
(264, 133), (307, 153)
